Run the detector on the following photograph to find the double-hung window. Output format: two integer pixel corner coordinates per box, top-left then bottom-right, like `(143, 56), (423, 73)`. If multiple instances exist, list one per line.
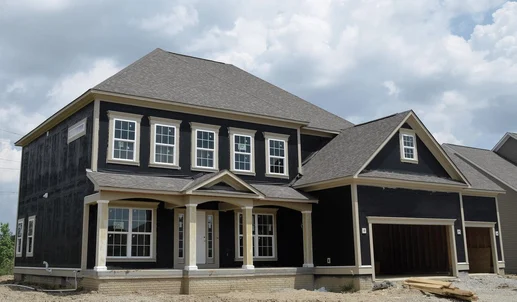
(15, 218), (24, 257)
(26, 216), (36, 257)
(237, 211), (276, 259)
(264, 132), (289, 178)
(191, 123), (220, 171)
(107, 111), (142, 166)
(107, 206), (156, 259)
(229, 128), (256, 175)
(149, 117), (181, 169)
(399, 129), (418, 163)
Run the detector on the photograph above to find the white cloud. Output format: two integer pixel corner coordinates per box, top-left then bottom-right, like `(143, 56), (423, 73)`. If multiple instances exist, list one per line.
(0, 139), (21, 184)
(139, 5), (199, 36)
(47, 58), (120, 111)
(383, 81), (400, 97)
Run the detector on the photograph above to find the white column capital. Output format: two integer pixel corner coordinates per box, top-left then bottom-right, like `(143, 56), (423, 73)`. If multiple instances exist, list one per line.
(185, 203), (197, 207)
(301, 210), (312, 214)
(241, 206), (253, 210)
(97, 200), (109, 204)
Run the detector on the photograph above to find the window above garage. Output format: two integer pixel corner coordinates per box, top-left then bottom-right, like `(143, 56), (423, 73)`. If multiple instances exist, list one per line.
(399, 129), (418, 164)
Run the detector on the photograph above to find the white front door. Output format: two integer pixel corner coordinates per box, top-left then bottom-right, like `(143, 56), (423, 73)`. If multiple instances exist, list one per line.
(196, 211), (206, 264)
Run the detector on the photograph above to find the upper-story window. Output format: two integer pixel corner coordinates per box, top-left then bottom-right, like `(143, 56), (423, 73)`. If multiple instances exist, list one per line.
(264, 132), (289, 179)
(149, 117), (181, 169)
(400, 129), (418, 163)
(107, 111), (143, 166)
(26, 215), (36, 257)
(191, 122), (220, 172)
(67, 118), (87, 144)
(229, 128), (256, 176)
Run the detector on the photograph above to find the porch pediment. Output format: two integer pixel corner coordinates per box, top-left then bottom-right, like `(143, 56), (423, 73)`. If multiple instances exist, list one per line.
(181, 170), (264, 198)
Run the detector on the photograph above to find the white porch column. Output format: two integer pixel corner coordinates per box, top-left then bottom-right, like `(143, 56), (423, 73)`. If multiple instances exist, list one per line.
(94, 200), (109, 271)
(184, 204), (198, 271)
(242, 206), (254, 269)
(302, 211), (314, 268)
(81, 203), (90, 270)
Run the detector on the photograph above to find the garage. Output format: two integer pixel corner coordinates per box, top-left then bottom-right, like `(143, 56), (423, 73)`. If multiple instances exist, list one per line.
(372, 224), (452, 277)
(466, 227), (494, 273)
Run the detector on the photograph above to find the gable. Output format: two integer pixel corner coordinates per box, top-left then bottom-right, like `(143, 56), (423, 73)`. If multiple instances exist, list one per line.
(364, 123), (451, 179)
(183, 170), (264, 197)
(494, 135), (517, 165)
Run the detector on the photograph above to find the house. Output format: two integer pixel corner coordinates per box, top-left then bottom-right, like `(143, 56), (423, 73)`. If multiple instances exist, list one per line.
(443, 134), (517, 273)
(13, 48), (505, 294)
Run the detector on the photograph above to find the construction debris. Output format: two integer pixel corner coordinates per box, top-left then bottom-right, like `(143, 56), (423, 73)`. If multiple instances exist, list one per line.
(403, 278), (478, 301)
(372, 281), (395, 291)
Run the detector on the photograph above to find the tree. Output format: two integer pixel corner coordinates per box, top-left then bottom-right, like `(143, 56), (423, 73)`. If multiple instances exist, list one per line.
(0, 223), (14, 275)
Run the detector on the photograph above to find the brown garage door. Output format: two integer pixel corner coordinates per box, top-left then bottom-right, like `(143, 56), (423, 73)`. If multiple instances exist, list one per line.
(373, 224), (451, 276)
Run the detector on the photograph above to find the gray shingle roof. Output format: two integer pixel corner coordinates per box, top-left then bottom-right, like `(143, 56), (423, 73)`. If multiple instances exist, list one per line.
(442, 145), (503, 192)
(94, 48), (353, 132)
(444, 144), (517, 190)
(251, 184), (315, 202)
(87, 171), (313, 202)
(87, 171), (191, 192)
(294, 111), (411, 187)
(508, 132), (517, 140)
(359, 170), (465, 186)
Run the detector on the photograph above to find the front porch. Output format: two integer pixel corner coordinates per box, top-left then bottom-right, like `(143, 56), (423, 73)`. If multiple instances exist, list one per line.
(81, 170), (316, 293)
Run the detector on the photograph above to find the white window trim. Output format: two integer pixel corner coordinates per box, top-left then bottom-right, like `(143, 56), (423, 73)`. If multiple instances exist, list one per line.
(190, 122), (220, 172)
(16, 218), (24, 257)
(149, 117), (181, 169)
(106, 205), (157, 261)
(264, 132), (290, 179)
(235, 209), (278, 261)
(26, 216), (36, 257)
(229, 127), (256, 176)
(67, 118), (87, 144)
(399, 129), (418, 164)
(107, 111), (143, 166)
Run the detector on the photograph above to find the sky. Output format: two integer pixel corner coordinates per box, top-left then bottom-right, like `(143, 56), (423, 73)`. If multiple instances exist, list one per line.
(1, 0), (517, 228)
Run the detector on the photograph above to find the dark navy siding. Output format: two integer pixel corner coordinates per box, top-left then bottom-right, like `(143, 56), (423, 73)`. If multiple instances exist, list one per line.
(16, 103), (94, 268)
(97, 101), (299, 183)
(311, 186), (355, 266)
(300, 134), (332, 163)
(463, 195), (502, 261)
(357, 186), (465, 265)
(365, 127), (451, 179)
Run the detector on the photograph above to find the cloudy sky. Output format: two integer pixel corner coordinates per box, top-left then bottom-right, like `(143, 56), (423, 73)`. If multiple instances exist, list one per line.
(1, 0), (517, 228)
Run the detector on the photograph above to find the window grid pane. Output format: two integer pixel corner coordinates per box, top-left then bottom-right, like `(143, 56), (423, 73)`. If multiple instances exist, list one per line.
(155, 125), (176, 164)
(107, 208), (153, 258)
(195, 130), (216, 168)
(113, 119), (136, 160)
(268, 139), (286, 174)
(234, 135), (252, 171)
(178, 214), (184, 258)
(207, 215), (213, 258)
(238, 213), (274, 258)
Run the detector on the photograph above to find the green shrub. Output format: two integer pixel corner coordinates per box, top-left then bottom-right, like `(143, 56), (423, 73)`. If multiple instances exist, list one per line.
(0, 223), (14, 275)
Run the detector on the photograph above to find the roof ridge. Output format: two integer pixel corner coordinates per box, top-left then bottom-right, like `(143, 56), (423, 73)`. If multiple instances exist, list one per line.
(443, 143), (491, 152)
(164, 49), (227, 65)
(352, 110), (412, 128)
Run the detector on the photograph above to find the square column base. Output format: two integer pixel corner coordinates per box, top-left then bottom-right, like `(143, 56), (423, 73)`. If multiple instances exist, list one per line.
(242, 265), (255, 270)
(303, 264), (314, 268)
(184, 265), (198, 271)
(93, 266), (107, 271)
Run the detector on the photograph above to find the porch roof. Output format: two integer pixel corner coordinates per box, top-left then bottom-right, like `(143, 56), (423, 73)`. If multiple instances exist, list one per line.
(86, 170), (316, 203)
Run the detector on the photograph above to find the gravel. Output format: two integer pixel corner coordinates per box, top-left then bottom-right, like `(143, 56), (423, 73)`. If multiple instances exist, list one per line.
(0, 274), (515, 301)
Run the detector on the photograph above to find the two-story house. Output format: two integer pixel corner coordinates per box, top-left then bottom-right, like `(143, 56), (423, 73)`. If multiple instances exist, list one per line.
(13, 49), (506, 294)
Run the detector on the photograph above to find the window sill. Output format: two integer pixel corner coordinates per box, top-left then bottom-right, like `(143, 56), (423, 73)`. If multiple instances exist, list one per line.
(234, 257), (278, 262)
(106, 159), (140, 166)
(231, 170), (256, 176)
(107, 258), (156, 262)
(191, 166), (219, 173)
(149, 163), (181, 170)
(400, 158), (419, 164)
(265, 173), (290, 179)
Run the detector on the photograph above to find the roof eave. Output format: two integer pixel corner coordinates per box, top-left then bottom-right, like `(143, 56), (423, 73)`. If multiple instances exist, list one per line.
(15, 89), (95, 147)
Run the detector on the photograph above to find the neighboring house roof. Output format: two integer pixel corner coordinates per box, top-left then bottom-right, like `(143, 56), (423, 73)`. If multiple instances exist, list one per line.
(444, 144), (517, 191)
(94, 48), (353, 132)
(493, 132), (517, 152)
(87, 170), (315, 203)
(442, 145), (503, 192)
(359, 170), (465, 186)
(294, 111), (411, 187)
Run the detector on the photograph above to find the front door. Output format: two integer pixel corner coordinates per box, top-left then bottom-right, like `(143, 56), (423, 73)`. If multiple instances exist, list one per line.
(196, 211), (206, 264)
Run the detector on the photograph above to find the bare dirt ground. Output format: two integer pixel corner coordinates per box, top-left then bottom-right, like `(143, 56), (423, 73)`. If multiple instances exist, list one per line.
(0, 274), (516, 302)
